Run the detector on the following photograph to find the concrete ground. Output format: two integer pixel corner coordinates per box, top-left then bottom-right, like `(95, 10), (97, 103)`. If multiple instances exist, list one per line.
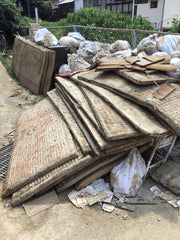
(0, 61), (180, 240)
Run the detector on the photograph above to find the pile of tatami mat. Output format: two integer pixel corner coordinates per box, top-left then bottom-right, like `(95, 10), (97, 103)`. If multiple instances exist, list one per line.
(3, 68), (179, 206)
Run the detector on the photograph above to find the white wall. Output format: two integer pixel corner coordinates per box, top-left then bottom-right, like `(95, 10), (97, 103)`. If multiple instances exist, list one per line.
(136, 0), (164, 30)
(75, 0), (84, 11)
(163, 0), (180, 28)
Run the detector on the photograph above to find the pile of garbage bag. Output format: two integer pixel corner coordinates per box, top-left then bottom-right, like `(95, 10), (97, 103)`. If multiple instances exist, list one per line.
(33, 26), (180, 78)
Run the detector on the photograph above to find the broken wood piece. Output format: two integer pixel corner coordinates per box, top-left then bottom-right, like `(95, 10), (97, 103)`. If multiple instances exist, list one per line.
(126, 56), (140, 65)
(95, 64), (125, 71)
(147, 63), (178, 72)
(116, 69), (178, 85)
(153, 82), (176, 100)
(135, 58), (153, 67)
(131, 66), (147, 72)
(143, 55), (165, 63)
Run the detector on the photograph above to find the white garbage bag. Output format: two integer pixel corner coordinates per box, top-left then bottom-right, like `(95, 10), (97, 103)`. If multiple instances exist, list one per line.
(59, 36), (80, 50)
(112, 49), (132, 58)
(58, 64), (72, 74)
(68, 53), (91, 71)
(137, 34), (158, 55)
(111, 148), (146, 197)
(110, 40), (131, 53)
(34, 28), (58, 45)
(67, 32), (85, 41)
(78, 40), (102, 63)
(153, 51), (169, 57)
(158, 35), (180, 54)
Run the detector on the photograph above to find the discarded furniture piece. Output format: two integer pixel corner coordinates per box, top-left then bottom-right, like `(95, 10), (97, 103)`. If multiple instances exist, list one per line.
(12, 36), (56, 95)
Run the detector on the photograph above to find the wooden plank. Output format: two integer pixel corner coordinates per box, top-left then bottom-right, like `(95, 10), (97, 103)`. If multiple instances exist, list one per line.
(153, 82), (176, 100)
(126, 56), (140, 65)
(143, 55), (165, 63)
(135, 58), (153, 67)
(147, 63), (178, 72)
(116, 69), (178, 85)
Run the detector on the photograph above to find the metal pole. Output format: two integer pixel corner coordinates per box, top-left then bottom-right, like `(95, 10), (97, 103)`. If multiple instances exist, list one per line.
(132, 29), (137, 49)
(35, 7), (39, 23)
(160, 0), (166, 31)
(132, 0), (135, 20)
(27, 0), (31, 18)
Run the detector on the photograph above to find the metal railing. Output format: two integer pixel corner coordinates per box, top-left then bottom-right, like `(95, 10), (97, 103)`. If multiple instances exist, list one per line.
(23, 24), (179, 49)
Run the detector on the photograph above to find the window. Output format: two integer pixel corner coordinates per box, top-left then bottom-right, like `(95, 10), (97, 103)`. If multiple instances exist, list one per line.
(135, 0), (148, 3)
(150, 1), (158, 8)
(93, 0), (102, 6)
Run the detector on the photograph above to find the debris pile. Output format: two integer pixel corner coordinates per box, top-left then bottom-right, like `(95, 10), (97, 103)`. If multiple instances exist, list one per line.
(3, 55), (180, 206)
(3, 30), (180, 208)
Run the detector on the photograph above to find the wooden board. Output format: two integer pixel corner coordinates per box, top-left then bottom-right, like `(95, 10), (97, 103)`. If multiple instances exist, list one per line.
(116, 69), (178, 85)
(2, 99), (77, 198)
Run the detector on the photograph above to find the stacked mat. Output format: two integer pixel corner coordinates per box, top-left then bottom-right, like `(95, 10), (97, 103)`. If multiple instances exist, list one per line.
(3, 68), (177, 206)
(12, 36), (55, 95)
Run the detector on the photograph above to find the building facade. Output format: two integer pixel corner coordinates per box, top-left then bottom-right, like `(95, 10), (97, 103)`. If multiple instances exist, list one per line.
(54, 0), (180, 30)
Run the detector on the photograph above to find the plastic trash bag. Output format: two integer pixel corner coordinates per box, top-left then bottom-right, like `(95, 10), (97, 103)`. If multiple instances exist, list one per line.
(44, 32), (54, 47)
(137, 34), (158, 55)
(110, 40), (131, 53)
(68, 53), (91, 71)
(67, 32), (85, 41)
(137, 51), (147, 59)
(58, 64), (72, 74)
(166, 58), (180, 79)
(111, 148), (146, 197)
(153, 51), (169, 57)
(158, 35), (180, 54)
(112, 49), (132, 58)
(59, 36), (80, 50)
(78, 40), (102, 63)
(34, 28), (58, 45)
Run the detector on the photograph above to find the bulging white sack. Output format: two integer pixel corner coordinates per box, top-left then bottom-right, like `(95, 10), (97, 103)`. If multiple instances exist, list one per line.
(34, 28), (58, 45)
(158, 35), (180, 54)
(111, 148), (146, 197)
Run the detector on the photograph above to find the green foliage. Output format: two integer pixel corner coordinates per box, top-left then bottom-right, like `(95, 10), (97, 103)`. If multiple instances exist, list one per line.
(58, 8), (154, 31)
(0, 0), (22, 36)
(169, 18), (180, 33)
(21, 16), (34, 26)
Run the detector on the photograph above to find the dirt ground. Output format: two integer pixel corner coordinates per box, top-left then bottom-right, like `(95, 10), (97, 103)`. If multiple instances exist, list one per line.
(0, 61), (180, 240)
